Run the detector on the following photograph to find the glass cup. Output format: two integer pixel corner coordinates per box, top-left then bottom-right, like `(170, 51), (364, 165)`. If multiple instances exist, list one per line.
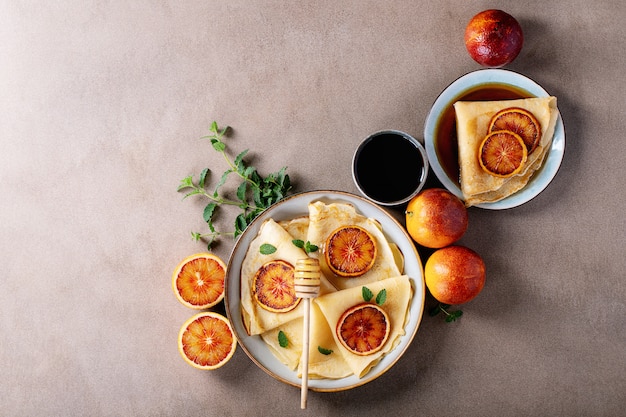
(352, 130), (429, 206)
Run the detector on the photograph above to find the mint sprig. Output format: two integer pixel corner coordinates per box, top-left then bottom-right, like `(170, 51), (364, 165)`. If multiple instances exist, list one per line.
(178, 121), (291, 249)
(292, 239), (319, 254)
(429, 303), (463, 322)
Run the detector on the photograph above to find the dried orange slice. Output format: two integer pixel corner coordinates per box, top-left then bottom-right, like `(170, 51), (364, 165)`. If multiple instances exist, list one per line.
(253, 260), (300, 313)
(488, 107), (542, 154)
(478, 130), (528, 178)
(324, 225), (377, 277)
(178, 312), (237, 370)
(336, 303), (390, 356)
(172, 253), (226, 309)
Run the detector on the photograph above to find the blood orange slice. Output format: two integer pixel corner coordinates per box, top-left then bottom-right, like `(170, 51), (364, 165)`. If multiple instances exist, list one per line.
(336, 303), (390, 356)
(488, 107), (542, 154)
(253, 260), (300, 313)
(178, 312), (237, 370)
(478, 130), (528, 178)
(324, 225), (377, 277)
(172, 253), (226, 309)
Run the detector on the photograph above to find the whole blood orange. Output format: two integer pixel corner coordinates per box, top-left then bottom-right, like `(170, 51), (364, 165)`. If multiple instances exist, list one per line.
(405, 188), (468, 249)
(425, 245), (486, 305)
(464, 9), (524, 68)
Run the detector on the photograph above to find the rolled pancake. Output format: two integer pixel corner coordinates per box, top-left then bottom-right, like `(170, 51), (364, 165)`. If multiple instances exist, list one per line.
(454, 96), (558, 206)
(314, 275), (412, 378)
(306, 201), (403, 290)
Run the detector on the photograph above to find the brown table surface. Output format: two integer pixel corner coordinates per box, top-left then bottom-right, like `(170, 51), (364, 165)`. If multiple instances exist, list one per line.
(2, 1), (625, 416)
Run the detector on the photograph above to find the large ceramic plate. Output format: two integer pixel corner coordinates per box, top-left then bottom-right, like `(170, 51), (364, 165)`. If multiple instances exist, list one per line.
(224, 190), (425, 392)
(424, 69), (566, 209)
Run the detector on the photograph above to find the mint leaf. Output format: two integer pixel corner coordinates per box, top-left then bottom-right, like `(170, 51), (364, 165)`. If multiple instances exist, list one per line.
(317, 346), (333, 355)
(292, 239), (305, 249)
(362, 286), (373, 302)
(177, 175), (194, 191)
(203, 203), (217, 224)
(278, 330), (289, 348)
(198, 168), (209, 189)
(375, 289), (387, 306)
(260, 243), (277, 255)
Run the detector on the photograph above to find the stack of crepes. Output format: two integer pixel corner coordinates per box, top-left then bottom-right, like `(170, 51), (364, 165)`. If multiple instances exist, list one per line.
(240, 201), (413, 379)
(454, 96), (559, 207)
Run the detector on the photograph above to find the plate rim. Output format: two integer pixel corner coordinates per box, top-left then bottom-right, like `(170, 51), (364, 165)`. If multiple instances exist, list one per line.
(224, 190), (425, 392)
(423, 68), (566, 210)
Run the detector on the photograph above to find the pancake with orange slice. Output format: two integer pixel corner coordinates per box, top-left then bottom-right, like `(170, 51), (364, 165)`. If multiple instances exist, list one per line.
(314, 275), (412, 378)
(305, 201), (403, 290)
(240, 219), (309, 336)
(454, 96), (558, 206)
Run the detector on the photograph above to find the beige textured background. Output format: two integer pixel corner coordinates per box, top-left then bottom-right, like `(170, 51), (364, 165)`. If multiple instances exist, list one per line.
(1, 1), (625, 416)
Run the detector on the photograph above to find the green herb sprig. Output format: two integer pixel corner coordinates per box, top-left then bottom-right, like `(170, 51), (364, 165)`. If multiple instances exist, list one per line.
(178, 121), (292, 249)
(292, 240), (319, 254)
(429, 303), (463, 322)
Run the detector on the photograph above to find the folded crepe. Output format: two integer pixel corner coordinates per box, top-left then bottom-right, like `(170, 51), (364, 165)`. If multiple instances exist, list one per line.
(454, 96), (558, 206)
(314, 275), (412, 378)
(305, 201), (403, 290)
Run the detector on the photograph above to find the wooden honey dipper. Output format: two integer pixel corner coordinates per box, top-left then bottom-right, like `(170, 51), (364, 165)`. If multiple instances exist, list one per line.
(294, 258), (321, 409)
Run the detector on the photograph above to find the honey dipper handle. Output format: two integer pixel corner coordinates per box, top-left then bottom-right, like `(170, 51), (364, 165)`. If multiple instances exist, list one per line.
(301, 298), (310, 409)
(294, 258), (320, 409)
